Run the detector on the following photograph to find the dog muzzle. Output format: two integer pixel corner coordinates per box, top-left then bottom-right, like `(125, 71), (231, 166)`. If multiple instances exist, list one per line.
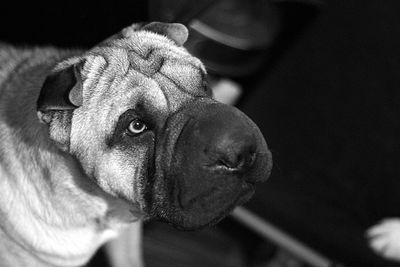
(147, 99), (272, 229)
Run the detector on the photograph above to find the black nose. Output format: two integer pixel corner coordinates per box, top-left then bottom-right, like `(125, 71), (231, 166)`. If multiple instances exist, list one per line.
(174, 100), (271, 183)
(203, 119), (257, 174)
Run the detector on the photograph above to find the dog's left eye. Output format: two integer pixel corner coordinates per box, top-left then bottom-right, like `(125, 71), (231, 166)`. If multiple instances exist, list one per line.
(127, 119), (147, 135)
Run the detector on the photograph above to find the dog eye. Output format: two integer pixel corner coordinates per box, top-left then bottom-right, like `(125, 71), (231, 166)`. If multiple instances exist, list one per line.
(127, 119), (147, 135)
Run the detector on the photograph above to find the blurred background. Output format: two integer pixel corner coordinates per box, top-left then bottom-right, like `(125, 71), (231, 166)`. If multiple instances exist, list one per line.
(3, 0), (400, 266)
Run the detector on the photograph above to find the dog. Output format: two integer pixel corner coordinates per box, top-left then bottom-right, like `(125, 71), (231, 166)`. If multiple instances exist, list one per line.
(0, 22), (272, 267)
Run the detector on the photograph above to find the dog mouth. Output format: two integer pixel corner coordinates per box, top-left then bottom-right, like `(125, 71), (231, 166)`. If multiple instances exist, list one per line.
(177, 180), (255, 211)
(175, 182), (256, 230)
(148, 175), (257, 230)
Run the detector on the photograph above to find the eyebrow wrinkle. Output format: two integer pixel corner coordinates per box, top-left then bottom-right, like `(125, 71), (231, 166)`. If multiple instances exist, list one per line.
(128, 50), (165, 77)
(99, 72), (120, 100)
(158, 72), (206, 98)
(86, 55), (109, 93)
(180, 59), (205, 74)
(120, 67), (170, 116)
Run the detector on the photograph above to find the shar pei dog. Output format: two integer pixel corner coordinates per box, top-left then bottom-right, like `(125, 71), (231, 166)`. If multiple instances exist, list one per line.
(0, 22), (272, 267)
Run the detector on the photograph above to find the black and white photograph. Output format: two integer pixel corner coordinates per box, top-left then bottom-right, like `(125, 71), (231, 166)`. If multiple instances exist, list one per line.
(1, 1), (400, 266)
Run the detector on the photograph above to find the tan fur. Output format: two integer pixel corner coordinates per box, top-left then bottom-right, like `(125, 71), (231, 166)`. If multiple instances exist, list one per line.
(0, 25), (204, 267)
(0, 46), (136, 267)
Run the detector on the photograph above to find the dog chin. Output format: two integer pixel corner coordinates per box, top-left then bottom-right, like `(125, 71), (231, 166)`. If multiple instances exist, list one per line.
(159, 184), (255, 230)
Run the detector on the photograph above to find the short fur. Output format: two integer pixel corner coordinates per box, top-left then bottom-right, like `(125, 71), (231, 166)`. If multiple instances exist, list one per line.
(0, 39), (142, 267)
(0, 22), (271, 267)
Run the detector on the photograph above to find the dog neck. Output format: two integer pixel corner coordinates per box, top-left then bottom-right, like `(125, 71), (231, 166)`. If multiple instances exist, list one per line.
(0, 126), (140, 267)
(0, 126), (137, 267)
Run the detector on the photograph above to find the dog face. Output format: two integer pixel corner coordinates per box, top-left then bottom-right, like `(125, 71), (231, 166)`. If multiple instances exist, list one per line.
(37, 22), (272, 229)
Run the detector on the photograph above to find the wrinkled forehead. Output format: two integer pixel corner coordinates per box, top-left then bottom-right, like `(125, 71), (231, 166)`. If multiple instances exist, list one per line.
(87, 30), (208, 113)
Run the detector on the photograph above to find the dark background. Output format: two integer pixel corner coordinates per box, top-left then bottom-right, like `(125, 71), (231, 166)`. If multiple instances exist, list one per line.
(3, 0), (400, 266)
(244, 1), (400, 266)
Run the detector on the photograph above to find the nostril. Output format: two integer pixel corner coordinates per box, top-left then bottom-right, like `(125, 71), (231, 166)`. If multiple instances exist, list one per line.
(214, 149), (256, 172)
(216, 157), (241, 170)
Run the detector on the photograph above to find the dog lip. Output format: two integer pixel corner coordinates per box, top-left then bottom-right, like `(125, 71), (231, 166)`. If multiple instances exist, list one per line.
(204, 164), (242, 174)
(177, 187), (219, 210)
(175, 183), (256, 230)
(176, 179), (255, 211)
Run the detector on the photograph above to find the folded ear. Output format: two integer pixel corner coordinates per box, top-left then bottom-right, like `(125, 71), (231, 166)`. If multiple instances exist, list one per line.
(101, 22), (189, 47)
(141, 22), (189, 46)
(37, 59), (85, 113)
(37, 60), (85, 151)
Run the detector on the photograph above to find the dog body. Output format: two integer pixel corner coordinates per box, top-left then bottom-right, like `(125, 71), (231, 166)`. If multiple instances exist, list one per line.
(0, 23), (272, 267)
(0, 45), (132, 266)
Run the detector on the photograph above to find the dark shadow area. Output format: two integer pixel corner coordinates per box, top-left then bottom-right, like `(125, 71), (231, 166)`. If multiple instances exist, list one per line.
(0, 1), (148, 47)
(241, 1), (400, 266)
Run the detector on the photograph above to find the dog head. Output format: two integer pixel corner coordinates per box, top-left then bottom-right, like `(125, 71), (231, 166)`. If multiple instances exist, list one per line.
(37, 22), (272, 229)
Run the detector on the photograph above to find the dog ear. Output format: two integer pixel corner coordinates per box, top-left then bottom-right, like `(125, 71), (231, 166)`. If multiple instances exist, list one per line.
(37, 60), (85, 151)
(37, 60), (85, 113)
(141, 22), (189, 46)
(102, 22), (189, 46)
